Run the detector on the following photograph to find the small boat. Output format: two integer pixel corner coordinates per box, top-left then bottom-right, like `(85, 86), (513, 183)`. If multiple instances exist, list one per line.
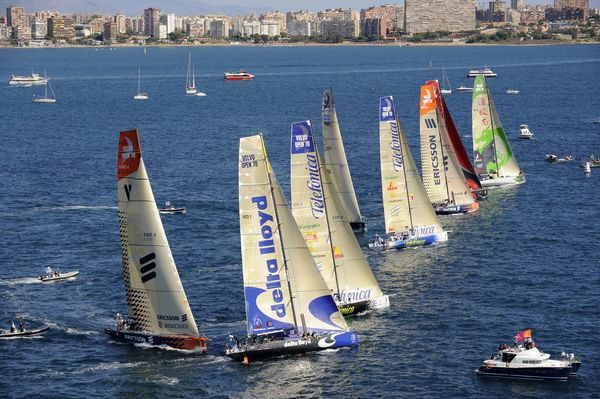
(419, 82), (479, 215)
(472, 75), (525, 188)
(440, 65), (452, 94)
(546, 153), (574, 164)
(158, 201), (186, 214)
(0, 326), (49, 338)
(39, 270), (79, 282)
(476, 329), (581, 381)
(369, 96), (448, 250)
(321, 88), (366, 233)
(32, 78), (56, 104)
(185, 53), (198, 95)
(105, 129), (208, 352)
(506, 89), (520, 95)
(468, 67), (496, 78)
(133, 67), (148, 100)
(455, 85), (473, 93)
(228, 134), (358, 363)
(518, 124), (533, 139)
(9, 72), (48, 86)
(224, 70), (254, 81)
(584, 155), (600, 168)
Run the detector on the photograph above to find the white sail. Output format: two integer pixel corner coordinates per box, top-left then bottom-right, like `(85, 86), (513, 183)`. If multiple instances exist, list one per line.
(117, 129), (199, 336)
(186, 53), (196, 93)
(321, 89), (362, 225)
(240, 135), (349, 336)
(420, 83), (474, 206)
(290, 121), (384, 306)
(379, 96), (443, 236)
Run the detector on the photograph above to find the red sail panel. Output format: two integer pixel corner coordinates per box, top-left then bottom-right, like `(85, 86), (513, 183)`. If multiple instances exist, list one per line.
(118, 129), (141, 180)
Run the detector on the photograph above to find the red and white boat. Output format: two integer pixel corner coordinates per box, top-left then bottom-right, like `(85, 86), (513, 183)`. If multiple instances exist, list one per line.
(224, 70), (254, 81)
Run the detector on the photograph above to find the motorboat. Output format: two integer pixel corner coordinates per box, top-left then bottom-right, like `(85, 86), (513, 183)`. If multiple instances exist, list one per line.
(9, 72), (49, 86)
(455, 85), (473, 93)
(158, 201), (186, 214)
(39, 270), (79, 282)
(586, 155), (600, 168)
(518, 124), (533, 139)
(506, 89), (520, 95)
(467, 67), (497, 78)
(476, 329), (581, 381)
(224, 70), (254, 81)
(0, 326), (49, 338)
(545, 153), (574, 164)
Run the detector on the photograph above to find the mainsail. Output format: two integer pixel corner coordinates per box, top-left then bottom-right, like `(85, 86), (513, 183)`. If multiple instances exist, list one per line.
(472, 75), (523, 179)
(420, 83), (474, 207)
(117, 129), (199, 336)
(290, 121), (384, 307)
(321, 88), (363, 226)
(379, 96), (443, 236)
(239, 134), (349, 336)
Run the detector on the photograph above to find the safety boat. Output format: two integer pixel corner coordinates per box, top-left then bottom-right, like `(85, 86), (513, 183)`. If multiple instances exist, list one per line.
(472, 74), (525, 189)
(39, 270), (79, 282)
(0, 326), (49, 338)
(476, 329), (581, 381)
(105, 129), (208, 352)
(224, 70), (254, 81)
(518, 124), (533, 139)
(468, 67), (497, 78)
(455, 85), (473, 93)
(420, 81), (480, 215)
(290, 120), (390, 316)
(369, 96), (448, 250)
(9, 72), (48, 86)
(158, 201), (186, 214)
(321, 88), (366, 233)
(227, 134), (358, 363)
(545, 153), (574, 164)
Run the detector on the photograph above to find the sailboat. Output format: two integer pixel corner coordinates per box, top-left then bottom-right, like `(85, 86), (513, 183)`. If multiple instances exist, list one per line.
(419, 82), (479, 215)
(105, 129), (208, 352)
(32, 80), (56, 103)
(440, 65), (451, 95)
(133, 68), (148, 100)
(321, 88), (365, 232)
(370, 96), (448, 250)
(226, 134), (358, 363)
(472, 74), (525, 188)
(290, 120), (389, 316)
(185, 53), (206, 96)
(426, 80), (485, 197)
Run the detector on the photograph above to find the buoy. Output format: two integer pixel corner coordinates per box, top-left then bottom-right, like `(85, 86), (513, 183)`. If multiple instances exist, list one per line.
(243, 355), (249, 365)
(584, 162), (591, 174)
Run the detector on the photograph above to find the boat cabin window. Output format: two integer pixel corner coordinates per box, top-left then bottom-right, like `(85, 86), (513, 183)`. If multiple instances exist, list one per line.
(501, 352), (517, 363)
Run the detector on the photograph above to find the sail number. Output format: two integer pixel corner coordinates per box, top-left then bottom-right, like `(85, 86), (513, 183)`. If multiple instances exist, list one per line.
(241, 154), (258, 168)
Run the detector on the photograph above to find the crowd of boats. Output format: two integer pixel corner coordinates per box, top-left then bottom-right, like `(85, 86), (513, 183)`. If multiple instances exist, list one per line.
(3, 70), (585, 380)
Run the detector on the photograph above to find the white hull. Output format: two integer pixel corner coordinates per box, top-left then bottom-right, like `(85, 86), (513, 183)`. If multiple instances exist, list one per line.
(195, 92), (207, 96)
(440, 89), (452, 94)
(480, 176), (525, 189)
(186, 88), (197, 95)
(134, 94), (148, 100)
(39, 271), (79, 282)
(32, 98), (56, 103)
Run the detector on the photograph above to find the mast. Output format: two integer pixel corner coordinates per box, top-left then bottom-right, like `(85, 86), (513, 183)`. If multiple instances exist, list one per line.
(137, 68), (141, 94)
(262, 135), (298, 330)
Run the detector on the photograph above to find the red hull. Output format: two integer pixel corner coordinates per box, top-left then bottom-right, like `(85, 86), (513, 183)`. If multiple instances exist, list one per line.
(224, 76), (253, 81)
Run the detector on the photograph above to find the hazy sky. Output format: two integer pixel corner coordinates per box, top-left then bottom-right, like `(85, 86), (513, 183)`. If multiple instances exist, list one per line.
(1, 0), (599, 16)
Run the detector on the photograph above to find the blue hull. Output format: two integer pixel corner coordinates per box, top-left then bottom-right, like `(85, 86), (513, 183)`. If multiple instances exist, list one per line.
(389, 234), (437, 250)
(476, 366), (573, 381)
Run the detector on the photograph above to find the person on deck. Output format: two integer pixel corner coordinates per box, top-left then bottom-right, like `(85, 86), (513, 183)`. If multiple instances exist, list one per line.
(10, 320), (16, 333)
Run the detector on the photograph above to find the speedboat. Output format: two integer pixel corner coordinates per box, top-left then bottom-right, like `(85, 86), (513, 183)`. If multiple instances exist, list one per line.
(467, 67), (497, 78)
(0, 326), (49, 338)
(455, 85), (473, 93)
(506, 89), (520, 95)
(224, 70), (254, 81)
(546, 153), (574, 164)
(158, 201), (186, 214)
(9, 72), (49, 86)
(518, 124), (533, 139)
(39, 270), (79, 282)
(476, 330), (581, 381)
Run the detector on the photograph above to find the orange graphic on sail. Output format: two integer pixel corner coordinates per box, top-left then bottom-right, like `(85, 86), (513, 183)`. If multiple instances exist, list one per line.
(387, 181), (397, 191)
(420, 84), (436, 116)
(118, 129), (141, 179)
(333, 246), (343, 259)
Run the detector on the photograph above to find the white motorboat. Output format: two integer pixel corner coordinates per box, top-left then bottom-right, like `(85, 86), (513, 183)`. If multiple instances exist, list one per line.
(39, 270), (79, 282)
(518, 124), (533, 139)
(133, 67), (148, 100)
(9, 72), (49, 86)
(455, 85), (473, 93)
(506, 89), (520, 94)
(158, 201), (186, 214)
(545, 153), (574, 164)
(0, 326), (49, 338)
(476, 330), (581, 381)
(468, 67), (497, 78)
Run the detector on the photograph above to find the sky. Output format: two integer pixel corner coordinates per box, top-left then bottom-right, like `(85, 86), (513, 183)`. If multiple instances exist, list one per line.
(1, 0), (599, 16)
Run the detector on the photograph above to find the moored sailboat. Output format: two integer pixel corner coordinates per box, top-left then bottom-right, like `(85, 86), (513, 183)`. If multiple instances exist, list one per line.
(105, 129), (207, 352)
(419, 82), (479, 215)
(133, 68), (148, 100)
(185, 53), (197, 95)
(370, 96), (448, 250)
(321, 88), (366, 232)
(32, 80), (56, 104)
(290, 120), (389, 316)
(226, 134), (358, 363)
(472, 75), (525, 188)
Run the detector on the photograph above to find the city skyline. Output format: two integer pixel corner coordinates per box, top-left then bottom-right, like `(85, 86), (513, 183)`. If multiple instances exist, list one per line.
(2, 0), (600, 16)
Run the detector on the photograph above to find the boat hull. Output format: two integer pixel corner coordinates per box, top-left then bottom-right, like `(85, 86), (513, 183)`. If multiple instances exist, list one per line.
(434, 202), (479, 215)
(225, 331), (358, 362)
(387, 231), (448, 250)
(39, 271), (79, 282)
(480, 175), (526, 189)
(0, 327), (49, 338)
(476, 365), (573, 381)
(338, 295), (390, 316)
(158, 208), (186, 214)
(104, 329), (207, 352)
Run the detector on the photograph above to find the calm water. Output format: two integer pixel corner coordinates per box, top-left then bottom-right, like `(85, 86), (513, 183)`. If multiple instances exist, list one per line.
(0, 44), (599, 398)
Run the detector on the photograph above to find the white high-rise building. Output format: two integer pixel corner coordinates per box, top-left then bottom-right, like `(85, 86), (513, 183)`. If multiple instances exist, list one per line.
(404, 0), (476, 34)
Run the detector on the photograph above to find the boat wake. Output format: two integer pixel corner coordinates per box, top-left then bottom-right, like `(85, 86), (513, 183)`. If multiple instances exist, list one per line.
(32, 205), (117, 212)
(0, 277), (42, 286)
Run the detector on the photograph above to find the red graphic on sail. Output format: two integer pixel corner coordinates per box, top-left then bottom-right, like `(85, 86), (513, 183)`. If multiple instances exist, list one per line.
(118, 129), (141, 180)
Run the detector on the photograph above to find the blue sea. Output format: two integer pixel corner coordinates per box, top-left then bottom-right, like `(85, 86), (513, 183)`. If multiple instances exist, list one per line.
(0, 44), (599, 398)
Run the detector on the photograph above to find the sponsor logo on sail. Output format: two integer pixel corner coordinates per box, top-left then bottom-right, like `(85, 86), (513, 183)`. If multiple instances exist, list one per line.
(389, 121), (404, 172)
(339, 288), (372, 303)
(306, 153), (325, 219)
(429, 135), (441, 185)
(139, 252), (157, 283)
(251, 195), (286, 318)
(379, 97), (395, 121)
(333, 246), (343, 259)
(387, 181), (397, 191)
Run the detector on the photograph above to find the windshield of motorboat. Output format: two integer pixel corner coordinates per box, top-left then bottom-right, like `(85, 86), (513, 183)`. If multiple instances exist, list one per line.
(502, 351), (518, 363)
